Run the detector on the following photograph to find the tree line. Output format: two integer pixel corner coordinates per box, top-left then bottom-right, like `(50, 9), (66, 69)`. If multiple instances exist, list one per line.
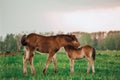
(0, 34), (22, 53)
(77, 31), (120, 50)
(0, 31), (120, 53)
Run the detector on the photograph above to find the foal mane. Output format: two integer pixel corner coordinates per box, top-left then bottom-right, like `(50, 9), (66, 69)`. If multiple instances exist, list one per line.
(55, 34), (77, 42)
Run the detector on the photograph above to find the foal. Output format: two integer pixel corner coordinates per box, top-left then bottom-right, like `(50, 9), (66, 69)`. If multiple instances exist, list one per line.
(64, 45), (96, 74)
(21, 33), (80, 75)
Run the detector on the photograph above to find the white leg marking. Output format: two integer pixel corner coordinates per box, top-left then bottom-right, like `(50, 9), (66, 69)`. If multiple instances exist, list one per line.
(70, 59), (74, 73)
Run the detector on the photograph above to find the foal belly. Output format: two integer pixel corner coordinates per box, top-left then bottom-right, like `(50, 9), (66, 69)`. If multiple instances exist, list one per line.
(75, 56), (85, 60)
(36, 48), (49, 53)
(74, 54), (85, 60)
(74, 56), (84, 60)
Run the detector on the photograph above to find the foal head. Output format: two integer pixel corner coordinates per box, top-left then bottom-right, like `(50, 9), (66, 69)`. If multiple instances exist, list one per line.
(69, 35), (80, 47)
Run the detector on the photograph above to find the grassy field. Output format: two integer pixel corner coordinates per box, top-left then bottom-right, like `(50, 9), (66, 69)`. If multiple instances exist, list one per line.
(0, 51), (120, 80)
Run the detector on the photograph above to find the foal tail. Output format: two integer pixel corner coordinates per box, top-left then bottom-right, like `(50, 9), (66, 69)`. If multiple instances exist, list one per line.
(92, 48), (96, 61)
(21, 35), (27, 46)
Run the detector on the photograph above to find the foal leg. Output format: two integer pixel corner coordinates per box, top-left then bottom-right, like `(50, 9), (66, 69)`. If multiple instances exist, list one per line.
(91, 61), (95, 74)
(86, 57), (92, 73)
(52, 54), (58, 73)
(87, 61), (91, 73)
(43, 53), (55, 75)
(87, 58), (95, 74)
(70, 59), (74, 73)
(29, 54), (36, 75)
(23, 56), (27, 75)
(23, 47), (29, 75)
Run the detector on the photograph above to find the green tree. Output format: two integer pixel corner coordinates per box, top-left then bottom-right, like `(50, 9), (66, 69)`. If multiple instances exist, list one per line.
(92, 38), (98, 49)
(15, 34), (22, 51)
(104, 33), (120, 50)
(0, 40), (4, 53)
(4, 34), (18, 52)
(96, 32), (105, 50)
(80, 33), (93, 46)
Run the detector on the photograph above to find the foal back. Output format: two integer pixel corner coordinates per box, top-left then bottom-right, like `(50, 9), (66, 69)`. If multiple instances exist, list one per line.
(21, 33), (59, 53)
(81, 45), (96, 60)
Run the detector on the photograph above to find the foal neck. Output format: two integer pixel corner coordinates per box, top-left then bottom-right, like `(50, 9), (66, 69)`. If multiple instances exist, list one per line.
(55, 37), (68, 47)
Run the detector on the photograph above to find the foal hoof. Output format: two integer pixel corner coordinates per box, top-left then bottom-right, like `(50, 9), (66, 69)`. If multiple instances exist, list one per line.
(32, 72), (36, 76)
(43, 69), (46, 75)
(55, 69), (58, 73)
(92, 72), (95, 75)
(23, 72), (27, 76)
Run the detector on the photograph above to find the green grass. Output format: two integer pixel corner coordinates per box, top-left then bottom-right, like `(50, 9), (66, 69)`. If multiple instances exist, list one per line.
(0, 51), (120, 80)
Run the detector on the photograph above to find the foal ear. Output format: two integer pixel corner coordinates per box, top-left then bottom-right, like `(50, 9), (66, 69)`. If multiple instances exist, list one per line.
(70, 35), (77, 40)
(70, 34), (76, 40)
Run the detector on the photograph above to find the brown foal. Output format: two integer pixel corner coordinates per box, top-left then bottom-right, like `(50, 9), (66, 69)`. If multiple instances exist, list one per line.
(64, 45), (96, 74)
(21, 33), (80, 75)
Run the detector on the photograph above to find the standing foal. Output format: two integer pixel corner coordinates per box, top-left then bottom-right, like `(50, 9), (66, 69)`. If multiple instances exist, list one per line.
(64, 45), (96, 74)
(21, 33), (80, 75)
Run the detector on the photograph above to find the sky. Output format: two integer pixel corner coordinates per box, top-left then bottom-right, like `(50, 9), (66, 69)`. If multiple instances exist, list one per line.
(0, 0), (120, 36)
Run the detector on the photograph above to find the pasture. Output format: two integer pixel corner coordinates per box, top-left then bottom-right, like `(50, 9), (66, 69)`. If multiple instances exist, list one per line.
(0, 51), (120, 80)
